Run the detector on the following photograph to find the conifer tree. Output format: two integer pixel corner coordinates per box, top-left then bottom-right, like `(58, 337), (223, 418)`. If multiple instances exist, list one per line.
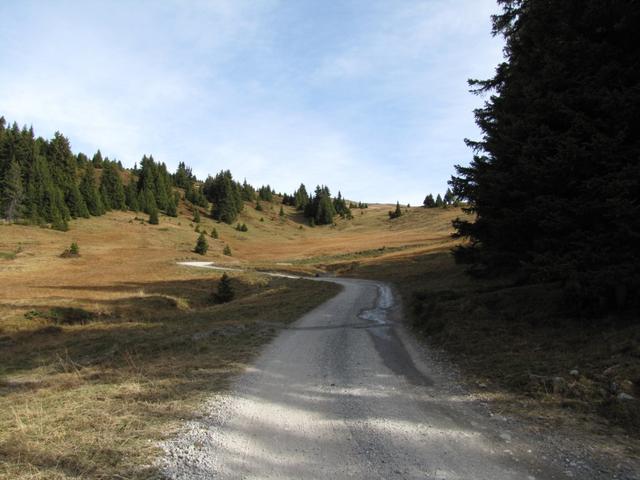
(204, 170), (243, 224)
(166, 195), (177, 217)
(193, 209), (201, 223)
(449, 0), (640, 312)
(279, 205), (285, 217)
(80, 165), (104, 216)
(389, 201), (403, 219)
(211, 227), (218, 239)
(92, 150), (103, 167)
(215, 272), (234, 303)
(66, 183), (90, 218)
(223, 244), (232, 256)
(443, 188), (454, 206)
(194, 232), (208, 255)
(435, 194), (444, 208)
(100, 162), (126, 210)
(125, 181), (139, 211)
(423, 194), (435, 208)
(1, 158), (24, 221)
(294, 183), (309, 211)
(148, 207), (159, 225)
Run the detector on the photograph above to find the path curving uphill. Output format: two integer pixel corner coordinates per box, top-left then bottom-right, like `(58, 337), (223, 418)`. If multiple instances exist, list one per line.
(161, 265), (582, 479)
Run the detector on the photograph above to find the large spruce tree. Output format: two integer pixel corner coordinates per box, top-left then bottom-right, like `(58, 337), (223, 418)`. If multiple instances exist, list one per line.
(1, 158), (24, 221)
(79, 165), (104, 216)
(450, 0), (640, 312)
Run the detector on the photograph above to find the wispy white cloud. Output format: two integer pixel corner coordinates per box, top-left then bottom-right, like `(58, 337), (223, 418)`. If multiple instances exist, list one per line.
(0, 0), (502, 204)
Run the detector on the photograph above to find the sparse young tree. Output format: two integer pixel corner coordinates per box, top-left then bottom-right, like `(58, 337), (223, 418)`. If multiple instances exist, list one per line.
(223, 244), (232, 256)
(195, 232), (208, 255)
(211, 227), (219, 239)
(388, 201), (403, 219)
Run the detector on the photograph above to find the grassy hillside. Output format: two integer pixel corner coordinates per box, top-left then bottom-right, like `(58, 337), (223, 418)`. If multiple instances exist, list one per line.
(3, 199), (636, 476)
(0, 199), (462, 478)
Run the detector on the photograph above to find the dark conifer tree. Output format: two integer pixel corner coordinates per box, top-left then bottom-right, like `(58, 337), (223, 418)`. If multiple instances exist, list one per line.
(294, 183), (309, 211)
(80, 165), (104, 216)
(194, 232), (208, 255)
(92, 150), (104, 167)
(148, 206), (159, 225)
(215, 272), (234, 303)
(450, 0), (640, 312)
(204, 170), (243, 224)
(389, 201), (403, 219)
(100, 162), (126, 211)
(124, 181), (139, 212)
(166, 195), (177, 217)
(423, 194), (435, 208)
(1, 158), (24, 221)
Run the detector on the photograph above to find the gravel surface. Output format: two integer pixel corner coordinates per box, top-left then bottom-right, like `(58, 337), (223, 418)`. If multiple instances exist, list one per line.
(159, 276), (617, 479)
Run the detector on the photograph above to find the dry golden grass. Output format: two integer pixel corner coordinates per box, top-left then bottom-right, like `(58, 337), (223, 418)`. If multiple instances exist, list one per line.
(2, 198), (638, 475)
(0, 201), (463, 477)
(0, 205), (352, 479)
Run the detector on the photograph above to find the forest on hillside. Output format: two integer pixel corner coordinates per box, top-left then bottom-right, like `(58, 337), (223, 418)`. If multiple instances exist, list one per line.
(0, 120), (364, 229)
(450, 0), (640, 316)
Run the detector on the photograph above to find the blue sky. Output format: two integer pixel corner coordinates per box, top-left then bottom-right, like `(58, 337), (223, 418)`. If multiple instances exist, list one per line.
(0, 0), (502, 204)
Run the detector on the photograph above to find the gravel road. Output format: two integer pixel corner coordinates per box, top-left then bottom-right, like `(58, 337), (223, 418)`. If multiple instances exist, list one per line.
(160, 276), (586, 479)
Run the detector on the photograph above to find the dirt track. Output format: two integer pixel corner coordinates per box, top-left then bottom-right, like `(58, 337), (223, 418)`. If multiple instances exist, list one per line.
(161, 277), (586, 479)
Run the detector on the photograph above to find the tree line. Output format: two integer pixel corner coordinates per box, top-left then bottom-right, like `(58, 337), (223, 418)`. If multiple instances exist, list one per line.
(0, 117), (366, 229)
(449, 0), (640, 315)
(282, 184), (353, 225)
(423, 188), (458, 208)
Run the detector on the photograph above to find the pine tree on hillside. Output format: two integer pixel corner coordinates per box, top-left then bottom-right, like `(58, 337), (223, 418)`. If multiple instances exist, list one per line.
(143, 188), (157, 215)
(166, 195), (177, 217)
(443, 188), (454, 206)
(1, 158), (24, 221)
(80, 165), (104, 216)
(204, 170), (243, 224)
(423, 194), (435, 208)
(100, 162), (126, 211)
(435, 194), (444, 208)
(241, 179), (256, 201)
(148, 206), (159, 225)
(92, 150), (103, 167)
(125, 181), (139, 212)
(388, 201), (403, 219)
(294, 183), (309, 211)
(66, 182), (90, 218)
(174, 161), (194, 189)
(25, 155), (70, 224)
(193, 209), (201, 223)
(194, 232), (208, 255)
(258, 185), (273, 202)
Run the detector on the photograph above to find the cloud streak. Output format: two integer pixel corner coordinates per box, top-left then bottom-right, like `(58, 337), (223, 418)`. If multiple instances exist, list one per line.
(0, 0), (502, 204)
